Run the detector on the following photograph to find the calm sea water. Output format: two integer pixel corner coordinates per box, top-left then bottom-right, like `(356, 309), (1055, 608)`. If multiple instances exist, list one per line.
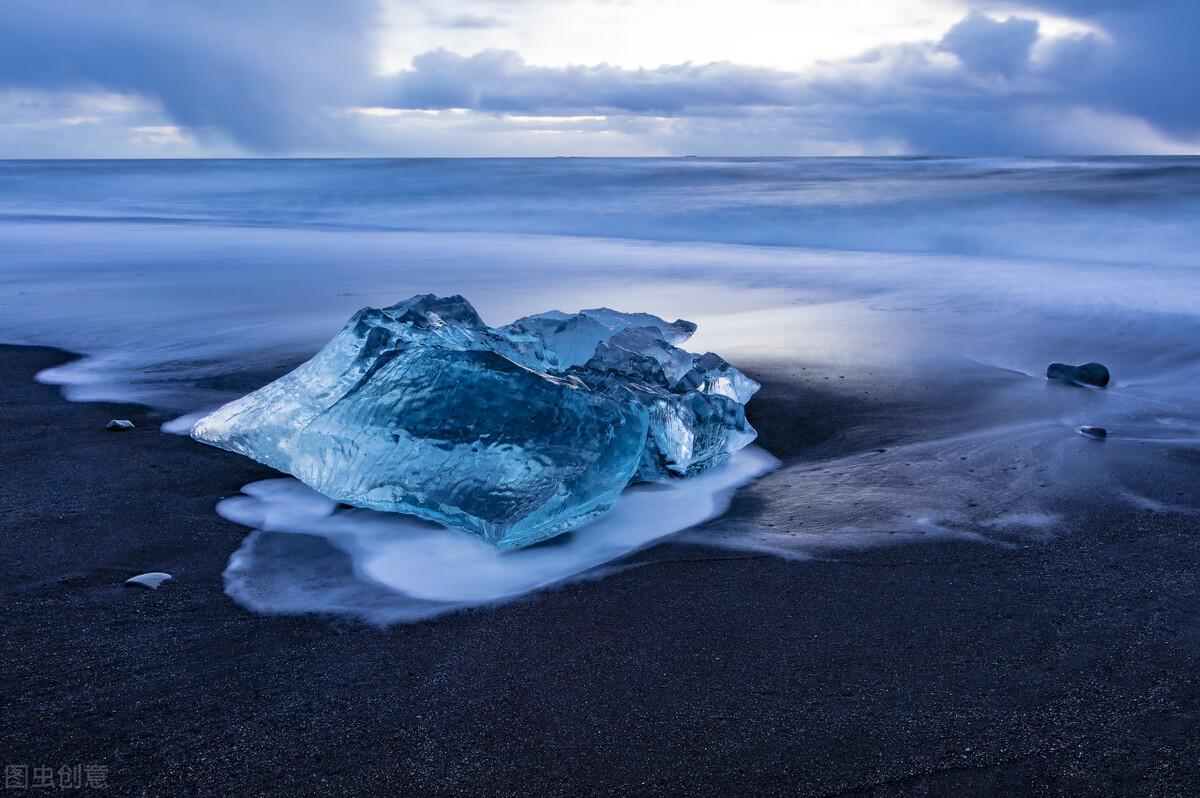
(1, 156), (1198, 405)
(3, 157), (1200, 258)
(2, 157), (1197, 621)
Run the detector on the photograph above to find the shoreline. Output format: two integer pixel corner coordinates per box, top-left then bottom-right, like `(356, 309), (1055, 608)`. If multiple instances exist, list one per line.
(2, 343), (1198, 795)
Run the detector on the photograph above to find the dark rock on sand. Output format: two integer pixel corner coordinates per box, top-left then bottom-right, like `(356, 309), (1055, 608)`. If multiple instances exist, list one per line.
(1047, 361), (1110, 387)
(106, 419), (135, 431)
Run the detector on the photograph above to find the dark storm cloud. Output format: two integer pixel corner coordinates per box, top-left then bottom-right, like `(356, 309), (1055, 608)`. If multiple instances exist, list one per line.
(385, 49), (807, 113)
(0, 0), (380, 151)
(1022, 0), (1200, 137)
(937, 11), (1039, 76)
(379, 43), (1007, 123)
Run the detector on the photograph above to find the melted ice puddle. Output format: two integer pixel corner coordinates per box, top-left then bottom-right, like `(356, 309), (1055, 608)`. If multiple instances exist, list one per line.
(218, 447), (778, 623)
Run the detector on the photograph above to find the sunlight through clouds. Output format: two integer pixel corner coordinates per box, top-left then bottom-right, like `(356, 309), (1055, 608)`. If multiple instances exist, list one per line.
(378, 0), (969, 73)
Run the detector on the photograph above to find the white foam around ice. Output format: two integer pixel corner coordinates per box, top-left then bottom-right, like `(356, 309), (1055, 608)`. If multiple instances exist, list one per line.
(161, 410), (213, 435)
(217, 446), (777, 622)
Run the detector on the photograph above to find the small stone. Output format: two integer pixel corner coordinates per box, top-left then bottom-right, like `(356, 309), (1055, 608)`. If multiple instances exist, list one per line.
(124, 572), (172, 589)
(1046, 362), (1110, 388)
(1078, 426), (1107, 440)
(106, 419), (135, 431)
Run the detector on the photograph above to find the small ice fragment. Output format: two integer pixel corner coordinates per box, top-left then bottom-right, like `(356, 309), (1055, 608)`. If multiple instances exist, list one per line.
(124, 572), (172, 589)
(106, 419), (135, 431)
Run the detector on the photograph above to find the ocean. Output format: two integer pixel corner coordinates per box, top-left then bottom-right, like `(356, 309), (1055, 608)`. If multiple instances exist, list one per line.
(2, 157), (1198, 621)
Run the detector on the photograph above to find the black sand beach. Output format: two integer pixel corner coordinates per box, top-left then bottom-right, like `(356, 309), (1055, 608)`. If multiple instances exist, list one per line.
(2, 344), (1198, 796)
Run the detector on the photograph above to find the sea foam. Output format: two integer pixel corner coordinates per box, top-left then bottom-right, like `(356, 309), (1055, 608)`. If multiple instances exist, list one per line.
(218, 446), (778, 624)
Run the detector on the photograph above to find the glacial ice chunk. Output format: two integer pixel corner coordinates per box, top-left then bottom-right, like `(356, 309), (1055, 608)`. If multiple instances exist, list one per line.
(193, 294), (759, 549)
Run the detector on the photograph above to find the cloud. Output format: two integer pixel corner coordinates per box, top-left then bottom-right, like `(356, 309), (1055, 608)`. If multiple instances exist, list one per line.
(0, 89), (213, 157)
(1021, 0), (1200, 138)
(435, 13), (510, 30)
(374, 44), (1006, 151)
(937, 11), (1039, 76)
(383, 49), (811, 114)
(0, 0), (381, 151)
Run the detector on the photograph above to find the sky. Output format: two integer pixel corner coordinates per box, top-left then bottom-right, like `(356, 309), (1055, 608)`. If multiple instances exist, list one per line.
(0, 0), (1197, 157)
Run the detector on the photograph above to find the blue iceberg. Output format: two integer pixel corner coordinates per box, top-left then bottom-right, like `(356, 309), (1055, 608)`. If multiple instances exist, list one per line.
(193, 295), (759, 549)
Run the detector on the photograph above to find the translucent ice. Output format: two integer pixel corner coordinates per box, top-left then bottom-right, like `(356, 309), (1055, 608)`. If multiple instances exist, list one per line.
(193, 295), (759, 549)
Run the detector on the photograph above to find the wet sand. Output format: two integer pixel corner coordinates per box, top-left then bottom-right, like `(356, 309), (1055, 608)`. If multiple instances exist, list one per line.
(1, 344), (1197, 796)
